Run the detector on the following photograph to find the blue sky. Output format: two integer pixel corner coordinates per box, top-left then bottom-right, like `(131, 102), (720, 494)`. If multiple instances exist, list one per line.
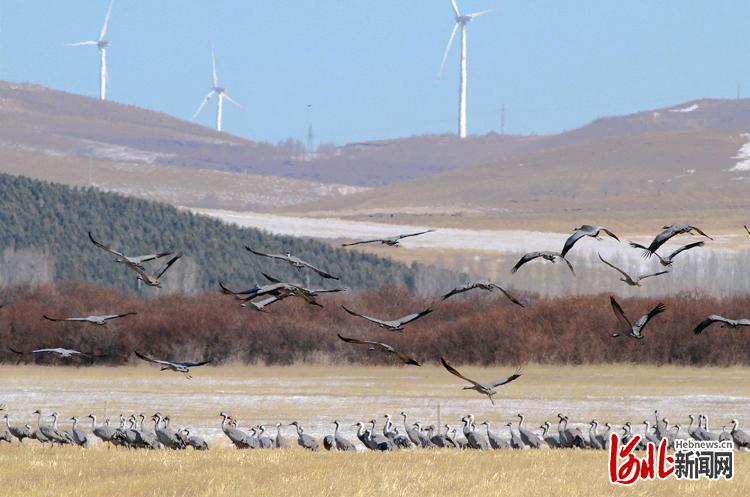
(2, 1), (749, 144)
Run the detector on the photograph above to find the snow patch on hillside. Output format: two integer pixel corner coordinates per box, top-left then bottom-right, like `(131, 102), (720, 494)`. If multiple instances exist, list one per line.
(669, 104), (699, 113)
(730, 133), (750, 171)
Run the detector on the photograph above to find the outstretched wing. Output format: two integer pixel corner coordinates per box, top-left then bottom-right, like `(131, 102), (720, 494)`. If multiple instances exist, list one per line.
(441, 283), (474, 300)
(298, 260), (339, 280)
(693, 316), (723, 335)
(155, 253), (183, 279)
(560, 256), (576, 276)
(638, 270), (670, 281)
(102, 312), (137, 321)
(633, 302), (666, 334)
(397, 229), (435, 241)
(341, 305), (390, 327)
(8, 346), (24, 355)
(597, 253), (632, 281)
(261, 273), (282, 284)
(134, 350), (169, 366)
(131, 251), (173, 264)
(440, 357), (485, 390)
(491, 284), (525, 308)
(601, 228), (620, 242)
(397, 308), (433, 326)
(88, 232), (125, 258)
(487, 367), (523, 388)
(745, 225), (750, 236)
(609, 296), (632, 329)
(245, 246), (285, 261)
(43, 315), (66, 322)
(668, 241), (704, 260)
(561, 230), (587, 257)
(337, 333), (381, 347)
(176, 359), (212, 368)
(510, 252), (541, 274)
(689, 226), (713, 240)
(341, 238), (384, 247)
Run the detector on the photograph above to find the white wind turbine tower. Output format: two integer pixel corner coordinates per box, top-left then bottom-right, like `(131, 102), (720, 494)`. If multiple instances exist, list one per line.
(65, 1), (113, 101)
(193, 45), (241, 132)
(439, 0), (492, 138)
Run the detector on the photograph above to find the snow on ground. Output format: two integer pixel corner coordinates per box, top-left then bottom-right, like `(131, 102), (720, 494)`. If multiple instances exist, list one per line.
(730, 133), (750, 172)
(668, 103), (699, 113)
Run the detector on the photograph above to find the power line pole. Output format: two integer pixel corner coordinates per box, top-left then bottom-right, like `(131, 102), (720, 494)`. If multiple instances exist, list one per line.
(500, 104), (506, 135)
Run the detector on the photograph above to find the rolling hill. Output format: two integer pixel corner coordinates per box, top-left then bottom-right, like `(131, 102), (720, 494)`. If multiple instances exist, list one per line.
(285, 99), (750, 232)
(0, 174), (461, 294)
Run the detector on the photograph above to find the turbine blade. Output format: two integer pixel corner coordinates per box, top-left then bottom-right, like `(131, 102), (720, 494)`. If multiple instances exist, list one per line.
(467, 8), (493, 19)
(450, 0), (460, 17)
(438, 23), (459, 77)
(64, 40), (98, 47)
(192, 91), (215, 119)
(211, 44), (218, 87)
(99, 0), (113, 41)
(223, 93), (242, 108)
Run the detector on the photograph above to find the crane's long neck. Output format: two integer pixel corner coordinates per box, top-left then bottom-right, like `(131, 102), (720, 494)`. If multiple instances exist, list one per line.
(90, 416), (97, 430)
(401, 414), (408, 430)
(334, 421), (339, 436)
(4, 416), (10, 429)
(52, 415), (59, 430)
(72, 419), (78, 430)
(703, 416), (709, 431)
(519, 415), (525, 429)
(36, 412), (42, 429)
(732, 420), (739, 432)
(384, 415), (392, 433)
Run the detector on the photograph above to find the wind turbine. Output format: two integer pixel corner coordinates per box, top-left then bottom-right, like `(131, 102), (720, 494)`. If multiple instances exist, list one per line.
(193, 45), (241, 132)
(65, 1), (113, 101)
(439, 0), (492, 138)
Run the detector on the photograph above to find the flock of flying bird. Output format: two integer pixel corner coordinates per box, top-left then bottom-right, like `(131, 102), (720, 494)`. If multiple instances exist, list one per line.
(3, 222), (750, 451)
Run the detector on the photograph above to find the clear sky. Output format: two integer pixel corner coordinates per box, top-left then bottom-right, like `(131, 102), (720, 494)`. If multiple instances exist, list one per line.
(2, 1), (749, 145)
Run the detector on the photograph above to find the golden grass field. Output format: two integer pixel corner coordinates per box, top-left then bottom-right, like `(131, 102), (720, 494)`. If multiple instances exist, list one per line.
(2, 364), (749, 496)
(0, 444), (746, 497)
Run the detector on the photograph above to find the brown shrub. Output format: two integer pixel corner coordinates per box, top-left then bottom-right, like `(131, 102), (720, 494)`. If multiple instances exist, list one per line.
(1, 282), (749, 366)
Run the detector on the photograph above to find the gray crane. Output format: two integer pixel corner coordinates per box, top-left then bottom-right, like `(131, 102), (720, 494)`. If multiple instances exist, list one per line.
(588, 421), (604, 450)
(540, 422), (560, 448)
(687, 415), (700, 440)
(152, 413), (184, 449)
(517, 414), (542, 448)
(128, 252), (183, 288)
(556, 414), (586, 448)
(49, 412), (75, 445)
(332, 420), (356, 451)
(461, 415), (489, 450)
(635, 224), (712, 258)
(597, 253), (669, 286)
(323, 435), (335, 451)
(440, 357), (521, 405)
(693, 315), (750, 335)
(9, 347), (107, 359)
(441, 281), (524, 307)
(88, 231), (173, 270)
(479, 421), (507, 449)
(137, 413), (161, 449)
(698, 414), (720, 441)
(134, 351), (212, 380)
(289, 421), (320, 451)
(368, 419), (396, 450)
(341, 229), (435, 247)
(642, 421), (660, 445)
(609, 296), (665, 339)
(43, 313), (135, 326)
(511, 251), (575, 276)
(400, 412), (430, 448)
(87, 414), (118, 447)
(628, 241), (704, 267)
(257, 425), (274, 449)
(653, 410), (667, 441)
(341, 305), (432, 332)
(3, 414), (32, 444)
(561, 225), (620, 257)
(506, 422), (524, 449)
(33, 410), (70, 445)
(181, 429), (208, 450)
(245, 247), (338, 280)
(730, 419), (750, 449)
(274, 423), (291, 449)
(337, 334), (421, 365)
(425, 424), (448, 447)
(354, 421), (387, 451)
(411, 422), (437, 448)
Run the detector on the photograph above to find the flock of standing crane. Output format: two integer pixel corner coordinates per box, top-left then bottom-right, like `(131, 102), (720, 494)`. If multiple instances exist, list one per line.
(2, 222), (750, 451)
